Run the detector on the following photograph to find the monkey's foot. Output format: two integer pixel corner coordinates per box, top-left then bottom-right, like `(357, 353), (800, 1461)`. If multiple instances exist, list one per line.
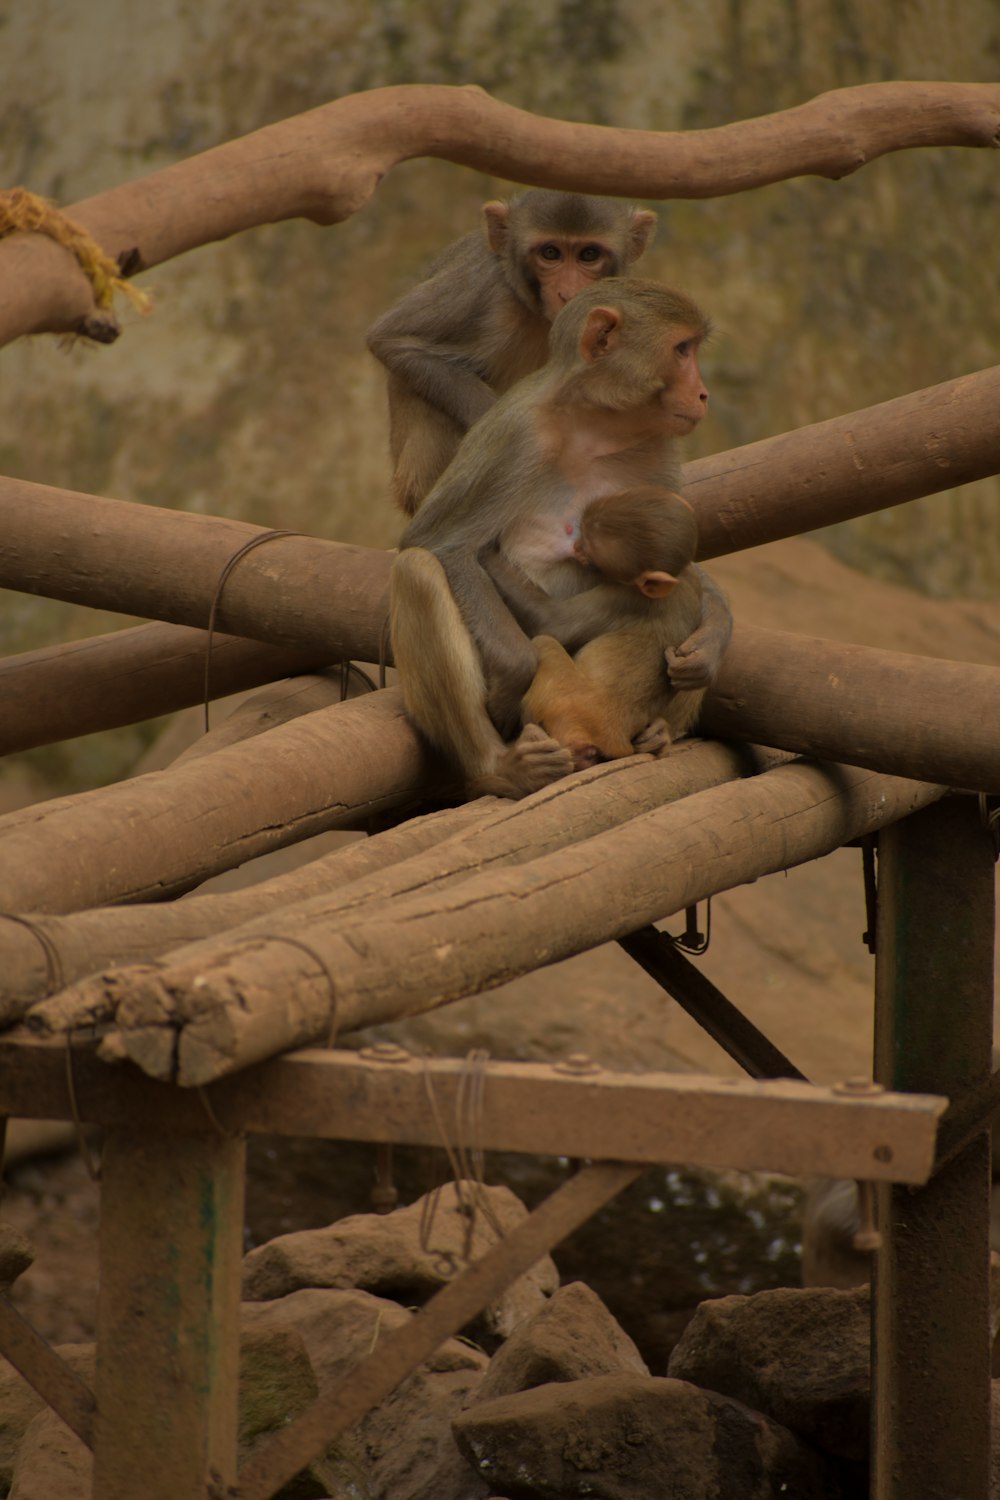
(470, 724), (574, 799)
(567, 741), (602, 772)
(633, 718), (672, 757)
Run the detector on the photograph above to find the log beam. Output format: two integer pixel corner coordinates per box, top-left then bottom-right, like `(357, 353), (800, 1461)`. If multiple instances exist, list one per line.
(0, 1038), (946, 1187)
(702, 623), (1000, 793)
(17, 741), (781, 1032)
(0, 478), (392, 662)
(2, 360), (999, 659)
(0, 688), (439, 915)
(687, 364), (1000, 559)
(2, 82), (998, 347)
(82, 760), (943, 1085)
(0, 621), (325, 755)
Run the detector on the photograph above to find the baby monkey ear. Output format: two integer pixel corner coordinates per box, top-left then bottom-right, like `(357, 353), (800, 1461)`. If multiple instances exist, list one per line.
(635, 569), (677, 599)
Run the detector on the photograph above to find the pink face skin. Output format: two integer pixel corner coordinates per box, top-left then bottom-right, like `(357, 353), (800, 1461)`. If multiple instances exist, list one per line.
(657, 334), (709, 434)
(528, 238), (621, 320)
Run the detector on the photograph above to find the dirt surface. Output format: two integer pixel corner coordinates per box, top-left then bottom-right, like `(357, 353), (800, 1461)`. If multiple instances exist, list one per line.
(2, 536), (999, 1360)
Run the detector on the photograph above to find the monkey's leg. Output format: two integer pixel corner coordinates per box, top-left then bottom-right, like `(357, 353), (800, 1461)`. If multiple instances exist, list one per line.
(387, 379), (465, 516)
(524, 636), (634, 768)
(391, 551), (572, 798)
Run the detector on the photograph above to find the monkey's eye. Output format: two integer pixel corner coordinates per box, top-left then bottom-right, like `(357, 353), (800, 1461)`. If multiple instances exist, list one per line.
(537, 243), (563, 261)
(578, 244), (603, 263)
(674, 339), (693, 357)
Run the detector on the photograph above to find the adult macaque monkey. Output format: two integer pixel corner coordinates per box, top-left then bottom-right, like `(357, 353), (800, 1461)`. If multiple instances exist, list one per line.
(367, 190), (658, 515)
(390, 279), (730, 799)
(503, 486), (708, 768)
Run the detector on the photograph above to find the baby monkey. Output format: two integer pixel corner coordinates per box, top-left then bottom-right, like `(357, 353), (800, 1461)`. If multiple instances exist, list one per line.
(488, 485), (705, 768)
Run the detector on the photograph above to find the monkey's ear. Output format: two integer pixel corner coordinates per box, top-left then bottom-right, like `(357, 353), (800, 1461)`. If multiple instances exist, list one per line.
(482, 201), (510, 254)
(635, 570), (677, 599)
(580, 306), (623, 361)
(628, 208), (658, 262)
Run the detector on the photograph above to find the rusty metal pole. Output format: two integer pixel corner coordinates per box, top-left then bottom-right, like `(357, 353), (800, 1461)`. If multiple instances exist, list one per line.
(872, 796), (995, 1500)
(92, 1118), (245, 1500)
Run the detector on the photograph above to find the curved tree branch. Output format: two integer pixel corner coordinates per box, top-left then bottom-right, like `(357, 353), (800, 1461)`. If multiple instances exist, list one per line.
(0, 80), (997, 346)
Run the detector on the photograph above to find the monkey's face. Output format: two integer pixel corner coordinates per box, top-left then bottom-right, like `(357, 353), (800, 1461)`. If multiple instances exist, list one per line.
(655, 330), (709, 435)
(525, 237), (622, 321)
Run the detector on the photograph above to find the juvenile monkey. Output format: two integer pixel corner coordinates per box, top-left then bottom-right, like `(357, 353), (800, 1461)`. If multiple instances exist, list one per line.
(390, 278), (728, 799)
(494, 486), (707, 767)
(367, 190), (657, 514)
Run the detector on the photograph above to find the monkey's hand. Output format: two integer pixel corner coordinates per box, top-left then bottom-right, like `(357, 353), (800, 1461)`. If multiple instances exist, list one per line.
(633, 718), (672, 757)
(664, 632), (721, 690)
(668, 571), (733, 688)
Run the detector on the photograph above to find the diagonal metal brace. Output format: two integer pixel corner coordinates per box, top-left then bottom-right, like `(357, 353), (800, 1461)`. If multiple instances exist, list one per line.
(234, 1160), (643, 1500)
(618, 924), (807, 1082)
(0, 1294), (96, 1447)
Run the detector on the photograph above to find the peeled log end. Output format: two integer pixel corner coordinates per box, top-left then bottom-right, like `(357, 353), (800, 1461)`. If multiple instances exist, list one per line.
(175, 977), (338, 1087)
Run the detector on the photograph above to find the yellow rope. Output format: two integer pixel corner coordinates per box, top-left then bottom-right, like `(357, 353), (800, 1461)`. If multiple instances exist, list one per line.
(0, 186), (151, 316)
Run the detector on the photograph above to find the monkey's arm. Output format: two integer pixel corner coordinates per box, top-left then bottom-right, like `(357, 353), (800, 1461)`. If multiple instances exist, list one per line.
(480, 547), (565, 635)
(366, 253), (499, 431)
(484, 547), (639, 652)
(665, 567), (733, 689)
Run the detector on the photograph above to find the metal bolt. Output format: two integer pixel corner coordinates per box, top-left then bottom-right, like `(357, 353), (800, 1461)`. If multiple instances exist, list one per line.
(358, 1041), (411, 1064)
(554, 1052), (602, 1077)
(832, 1077), (886, 1096)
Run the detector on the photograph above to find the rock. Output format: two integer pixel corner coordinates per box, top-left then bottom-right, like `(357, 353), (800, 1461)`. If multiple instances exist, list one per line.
(244, 1287), (491, 1499)
(8, 1408), (91, 1500)
(0, 1223), (34, 1293)
(238, 1323), (317, 1453)
(243, 1180), (558, 1345)
(667, 1285), (870, 1462)
(469, 1280), (647, 1408)
(0, 1346), (93, 1491)
(454, 1374), (844, 1499)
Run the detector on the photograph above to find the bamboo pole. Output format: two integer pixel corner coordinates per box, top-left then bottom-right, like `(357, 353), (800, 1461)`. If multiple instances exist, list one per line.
(22, 740), (780, 1033)
(2, 82), (998, 347)
(92, 760), (944, 1085)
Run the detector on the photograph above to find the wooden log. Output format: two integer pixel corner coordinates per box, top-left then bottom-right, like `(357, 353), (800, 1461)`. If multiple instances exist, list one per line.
(171, 668), (380, 763)
(0, 621), (325, 755)
(2, 798), (489, 1026)
(95, 760), (944, 1085)
(0, 476), (392, 660)
(3, 81), (998, 346)
(2, 353), (999, 757)
(0, 689), (439, 916)
(687, 364), (1000, 559)
(702, 623), (1000, 792)
(23, 740), (781, 1034)
(0, 619), (994, 927)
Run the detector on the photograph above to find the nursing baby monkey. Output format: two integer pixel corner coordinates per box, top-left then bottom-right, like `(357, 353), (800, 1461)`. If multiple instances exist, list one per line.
(498, 485), (706, 768)
(390, 277), (731, 799)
